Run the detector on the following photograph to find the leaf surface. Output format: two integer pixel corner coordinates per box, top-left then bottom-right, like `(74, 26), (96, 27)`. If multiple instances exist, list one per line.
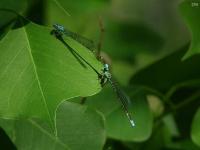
(0, 20), (102, 130)
(180, 0), (200, 59)
(130, 46), (200, 93)
(0, 101), (106, 150)
(86, 86), (153, 141)
(191, 108), (200, 147)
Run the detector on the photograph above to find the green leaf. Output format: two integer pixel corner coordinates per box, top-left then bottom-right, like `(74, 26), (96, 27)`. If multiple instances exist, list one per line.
(0, 101), (106, 150)
(45, 0), (106, 34)
(47, 0), (189, 61)
(51, 0), (104, 15)
(0, 0), (28, 27)
(180, 0), (200, 59)
(0, 0), (29, 39)
(165, 139), (200, 150)
(86, 86), (153, 141)
(130, 46), (200, 94)
(191, 108), (200, 147)
(0, 20), (102, 131)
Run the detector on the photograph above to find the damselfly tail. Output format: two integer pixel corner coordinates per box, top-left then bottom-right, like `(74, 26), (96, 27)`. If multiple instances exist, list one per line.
(108, 78), (135, 127)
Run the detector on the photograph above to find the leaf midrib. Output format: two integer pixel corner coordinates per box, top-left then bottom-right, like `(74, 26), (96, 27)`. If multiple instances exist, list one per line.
(22, 26), (53, 129)
(29, 119), (70, 150)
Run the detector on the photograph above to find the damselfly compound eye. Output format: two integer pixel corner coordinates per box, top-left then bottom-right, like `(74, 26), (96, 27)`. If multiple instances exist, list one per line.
(53, 24), (65, 32)
(104, 64), (109, 71)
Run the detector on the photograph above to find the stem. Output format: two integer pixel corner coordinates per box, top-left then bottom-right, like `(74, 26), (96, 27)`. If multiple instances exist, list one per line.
(156, 90), (200, 122)
(80, 97), (87, 105)
(97, 16), (105, 61)
(174, 90), (200, 110)
(165, 79), (200, 102)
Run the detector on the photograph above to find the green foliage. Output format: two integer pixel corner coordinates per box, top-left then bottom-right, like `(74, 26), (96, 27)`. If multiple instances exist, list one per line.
(86, 87), (153, 142)
(0, 101), (105, 150)
(0, 0), (200, 150)
(130, 46), (200, 93)
(192, 108), (200, 147)
(180, 0), (200, 59)
(0, 19), (102, 130)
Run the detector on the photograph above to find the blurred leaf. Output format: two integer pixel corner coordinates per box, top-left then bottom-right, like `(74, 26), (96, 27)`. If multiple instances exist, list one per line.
(105, 0), (189, 60)
(112, 61), (135, 86)
(123, 121), (170, 150)
(44, 0), (189, 66)
(45, 0), (107, 39)
(130, 45), (200, 93)
(168, 89), (200, 142)
(52, 0), (104, 15)
(163, 115), (179, 137)
(104, 139), (132, 150)
(0, 0), (29, 39)
(0, 127), (16, 150)
(102, 21), (164, 61)
(124, 118), (200, 150)
(177, 140), (200, 150)
(86, 86), (153, 142)
(43, 0), (190, 68)
(0, 19), (102, 131)
(165, 139), (200, 150)
(191, 108), (200, 147)
(0, 101), (106, 150)
(130, 45), (200, 143)
(0, 0), (28, 27)
(180, 0), (200, 59)
(147, 95), (164, 118)
(0, 0), (27, 11)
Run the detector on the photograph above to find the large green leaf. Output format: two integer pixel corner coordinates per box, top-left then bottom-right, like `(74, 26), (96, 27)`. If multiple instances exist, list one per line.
(86, 86), (153, 141)
(180, 0), (200, 59)
(0, 101), (106, 150)
(191, 108), (200, 147)
(0, 20), (102, 131)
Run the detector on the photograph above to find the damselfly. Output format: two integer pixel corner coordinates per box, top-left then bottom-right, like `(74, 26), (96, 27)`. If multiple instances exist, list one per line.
(100, 64), (135, 127)
(51, 24), (135, 127)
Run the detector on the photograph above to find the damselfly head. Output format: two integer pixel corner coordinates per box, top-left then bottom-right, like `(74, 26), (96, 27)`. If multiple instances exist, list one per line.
(103, 64), (109, 72)
(53, 24), (65, 32)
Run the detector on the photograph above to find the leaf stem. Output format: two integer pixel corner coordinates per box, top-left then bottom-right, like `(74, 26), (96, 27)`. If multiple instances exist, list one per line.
(156, 90), (200, 122)
(174, 90), (200, 110)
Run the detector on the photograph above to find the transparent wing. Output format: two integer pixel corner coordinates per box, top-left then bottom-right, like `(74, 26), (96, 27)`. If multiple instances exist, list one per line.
(52, 24), (96, 52)
(51, 27), (101, 76)
(62, 28), (96, 52)
(108, 78), (135, 127)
